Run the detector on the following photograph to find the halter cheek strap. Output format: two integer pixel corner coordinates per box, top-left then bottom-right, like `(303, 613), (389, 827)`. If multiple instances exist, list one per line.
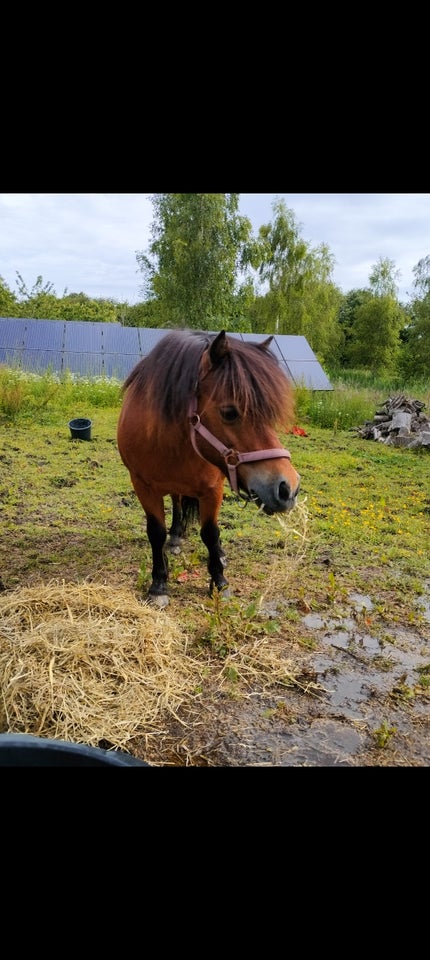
(188, 397), (291, 495)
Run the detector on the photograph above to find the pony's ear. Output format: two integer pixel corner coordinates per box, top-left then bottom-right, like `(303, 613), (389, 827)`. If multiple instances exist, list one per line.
(209, 330), (229, 365)
(258, 336), (274, 351)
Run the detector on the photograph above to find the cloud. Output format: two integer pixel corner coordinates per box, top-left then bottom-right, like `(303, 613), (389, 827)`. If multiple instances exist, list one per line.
(1, 192), (429, 305)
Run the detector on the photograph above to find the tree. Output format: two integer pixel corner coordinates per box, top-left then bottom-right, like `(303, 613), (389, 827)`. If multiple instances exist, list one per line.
(254, 198), (312, 329)
(348, 295), (404, 374)
(6, 274), (118, 322)
(0, 276), (18, 316)
(120, 300), (162, 327)
(398, 292), (430, 379)
(398, 253), (430, 378)
(369, 257), (401, 298)
(412, 255), (430, 298)
(136, 194), (254, 329)
(59, 293), (117, 323)
(298, 277), (343, 364)
(15, 272), (58, 300)
(337, 288), (373, 367)
(246, 199), (341, 361)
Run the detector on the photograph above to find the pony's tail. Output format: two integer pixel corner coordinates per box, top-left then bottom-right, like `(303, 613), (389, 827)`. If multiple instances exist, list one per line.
(180, 496), (200, 532)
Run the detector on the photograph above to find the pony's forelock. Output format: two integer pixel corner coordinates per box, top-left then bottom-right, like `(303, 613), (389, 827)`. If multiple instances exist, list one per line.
(123, 330), (294, 431)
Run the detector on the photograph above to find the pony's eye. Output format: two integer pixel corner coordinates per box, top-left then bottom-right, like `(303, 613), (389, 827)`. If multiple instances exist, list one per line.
(220, 406), (239, 423)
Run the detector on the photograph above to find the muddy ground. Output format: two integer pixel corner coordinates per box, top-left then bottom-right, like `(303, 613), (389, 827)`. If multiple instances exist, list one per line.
(3, 528), (429, 766)
(137, 580), (430, 767)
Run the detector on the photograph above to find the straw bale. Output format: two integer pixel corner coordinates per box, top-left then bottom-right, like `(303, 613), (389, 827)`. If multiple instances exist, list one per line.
(0, 581), (201, 752)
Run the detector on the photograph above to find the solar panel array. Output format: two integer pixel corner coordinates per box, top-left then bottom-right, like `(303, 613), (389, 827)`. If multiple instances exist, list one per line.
(0, 318), (332, 390)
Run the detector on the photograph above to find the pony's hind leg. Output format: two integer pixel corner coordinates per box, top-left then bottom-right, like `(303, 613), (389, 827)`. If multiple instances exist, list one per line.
(167, 495), (186, 554)
(167, 495), (200, 554)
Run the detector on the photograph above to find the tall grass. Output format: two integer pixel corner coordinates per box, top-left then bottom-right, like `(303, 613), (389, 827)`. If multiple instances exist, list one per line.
(0, 363), (429, 431)
(0, 366), (122, 422)
(327, 367), (430, 397)
(295, 369), (430, 431)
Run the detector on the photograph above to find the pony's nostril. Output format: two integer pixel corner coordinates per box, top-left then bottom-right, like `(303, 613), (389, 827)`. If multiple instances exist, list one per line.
(279, 479), (300, 503)
(279, 480), (290, 502)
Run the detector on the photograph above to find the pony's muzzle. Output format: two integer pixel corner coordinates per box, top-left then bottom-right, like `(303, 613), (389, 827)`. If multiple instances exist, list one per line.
(247, 471), (301, 515)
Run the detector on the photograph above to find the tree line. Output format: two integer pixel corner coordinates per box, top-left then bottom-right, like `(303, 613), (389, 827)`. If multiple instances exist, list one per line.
(1, 194), (429, 379)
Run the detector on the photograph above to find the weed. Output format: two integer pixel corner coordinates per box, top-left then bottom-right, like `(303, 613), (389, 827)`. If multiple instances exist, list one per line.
(389, 677), (415, 703)
(415, 664), (430, 691)
(0, 371), (27, 420)
(373, 721), (397, 748)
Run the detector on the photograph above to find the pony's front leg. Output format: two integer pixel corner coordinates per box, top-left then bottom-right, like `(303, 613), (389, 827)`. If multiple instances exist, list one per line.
(146, 512), (170, 606)
(200, 519), (229, 597)
(198, 483), (229, 596)
(129, 474), (170, 606)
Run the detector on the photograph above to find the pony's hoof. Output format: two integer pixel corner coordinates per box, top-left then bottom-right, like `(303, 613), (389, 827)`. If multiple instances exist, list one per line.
(166, 537), (184, 555)
(148, 594), (169, 609)
(219, 588), (231, 601)
(209, 582), (231, 600)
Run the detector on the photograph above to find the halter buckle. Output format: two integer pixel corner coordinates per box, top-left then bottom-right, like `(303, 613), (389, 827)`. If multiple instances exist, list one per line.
(224, 449), (240, 467)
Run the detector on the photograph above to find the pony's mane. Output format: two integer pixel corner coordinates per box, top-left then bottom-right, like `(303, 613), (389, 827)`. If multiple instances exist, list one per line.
(122, 329), (294, 430)
(122, 330), (210, 420)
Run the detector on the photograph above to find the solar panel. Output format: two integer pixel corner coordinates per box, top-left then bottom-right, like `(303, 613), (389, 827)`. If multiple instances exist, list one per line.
(238, 332), (284, 363)
(276, 335), (317, 363)
(24, 351), (65, 373)
(64, 321), (103, 353)
(283, 360), (332, 391)
(0, 318), (28, 348)
(0, 347), (23, 366)
(102, 326), (141, 355)
(102, 354), (137, 380)
(138, 328), (169, 355)
(62, 352), (105, 377)
(0, 318), (332, 389)
(24, 319), (65, 350)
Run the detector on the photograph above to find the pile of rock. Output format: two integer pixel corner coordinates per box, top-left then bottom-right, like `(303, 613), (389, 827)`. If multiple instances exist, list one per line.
(354, 394), (430, 448)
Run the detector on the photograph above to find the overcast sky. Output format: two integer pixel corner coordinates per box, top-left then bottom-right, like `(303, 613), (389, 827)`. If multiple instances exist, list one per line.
(1, 193), (429, 306)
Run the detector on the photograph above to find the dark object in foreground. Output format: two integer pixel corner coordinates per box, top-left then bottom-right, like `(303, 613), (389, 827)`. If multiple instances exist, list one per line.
(0, 733), (148, 766)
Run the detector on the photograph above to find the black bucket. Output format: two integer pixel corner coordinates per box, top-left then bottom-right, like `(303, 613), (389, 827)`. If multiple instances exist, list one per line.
(68, 417), (92, 441)
(0, 733), (148, 766)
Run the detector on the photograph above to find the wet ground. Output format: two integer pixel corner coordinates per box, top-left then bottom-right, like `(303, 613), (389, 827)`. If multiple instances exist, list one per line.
(176, 583), (430, 766)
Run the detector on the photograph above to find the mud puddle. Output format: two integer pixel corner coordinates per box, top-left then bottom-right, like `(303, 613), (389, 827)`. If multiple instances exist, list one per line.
(200, 588), (430, 767)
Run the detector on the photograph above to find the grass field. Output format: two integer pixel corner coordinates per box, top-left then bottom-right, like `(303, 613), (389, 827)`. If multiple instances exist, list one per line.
(1, 367), (429, 765)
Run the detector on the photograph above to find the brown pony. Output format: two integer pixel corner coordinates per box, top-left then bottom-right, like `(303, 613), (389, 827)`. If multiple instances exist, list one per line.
(117, 329), (300, 606)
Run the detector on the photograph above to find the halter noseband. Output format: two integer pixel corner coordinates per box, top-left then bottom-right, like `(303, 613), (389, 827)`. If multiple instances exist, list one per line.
(188, 396), (291, 496)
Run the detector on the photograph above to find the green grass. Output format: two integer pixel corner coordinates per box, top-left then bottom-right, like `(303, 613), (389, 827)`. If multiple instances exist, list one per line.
(1, 364), (429, 613)
(1, 365), (430, 766)
(293, 430), (430, 580)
